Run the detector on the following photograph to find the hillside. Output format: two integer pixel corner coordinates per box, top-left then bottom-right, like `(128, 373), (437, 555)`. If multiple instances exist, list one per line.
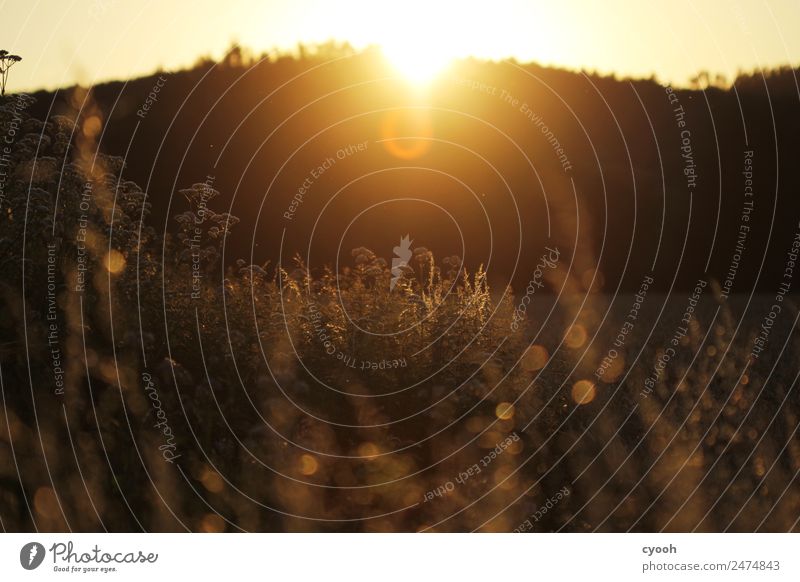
(19, 47), (800, 293)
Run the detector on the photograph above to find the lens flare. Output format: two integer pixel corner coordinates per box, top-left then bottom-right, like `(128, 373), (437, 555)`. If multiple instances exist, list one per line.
(380, 109), (433, 159)
(377, 0), (464, 85)
(382, 42), (453, 84)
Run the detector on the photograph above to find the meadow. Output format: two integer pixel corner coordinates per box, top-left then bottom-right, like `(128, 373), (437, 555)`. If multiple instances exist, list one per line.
(1, 54), (799, 532)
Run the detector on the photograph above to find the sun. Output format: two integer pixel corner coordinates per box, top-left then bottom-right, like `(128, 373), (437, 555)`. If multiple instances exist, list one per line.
(377, 1), (462, 85)
(381, 42), (454, 85)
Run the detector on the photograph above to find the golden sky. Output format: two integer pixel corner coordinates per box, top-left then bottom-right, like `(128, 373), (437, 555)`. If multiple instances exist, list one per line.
(5, 0), (800, 92)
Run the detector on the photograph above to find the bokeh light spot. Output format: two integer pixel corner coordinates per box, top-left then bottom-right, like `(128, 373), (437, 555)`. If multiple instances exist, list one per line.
(522, 344), (549, 371)
(571, 380), (596, 405)
(564, 324), (588, 349)
(299, 454), (319, 476)
(358, 442), (380, 460)
(103, 249), (126, 274)
(495, 402), (515, 420)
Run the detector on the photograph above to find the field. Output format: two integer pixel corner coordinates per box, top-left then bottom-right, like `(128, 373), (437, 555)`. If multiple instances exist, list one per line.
(1, 58), (799, 533)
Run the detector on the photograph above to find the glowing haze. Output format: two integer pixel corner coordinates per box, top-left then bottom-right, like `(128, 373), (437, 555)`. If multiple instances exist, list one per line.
(5, 0), (800, 92)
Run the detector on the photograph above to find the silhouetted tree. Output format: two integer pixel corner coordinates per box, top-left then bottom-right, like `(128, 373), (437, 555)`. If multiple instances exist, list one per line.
(0, 50), (22, 96)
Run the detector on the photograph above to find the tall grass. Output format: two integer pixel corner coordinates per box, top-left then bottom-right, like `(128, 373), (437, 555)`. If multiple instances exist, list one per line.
(0, 98), (798, 532)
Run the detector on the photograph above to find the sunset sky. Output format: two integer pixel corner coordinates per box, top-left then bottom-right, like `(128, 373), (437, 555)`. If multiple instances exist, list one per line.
(5, 0), (800, 92)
